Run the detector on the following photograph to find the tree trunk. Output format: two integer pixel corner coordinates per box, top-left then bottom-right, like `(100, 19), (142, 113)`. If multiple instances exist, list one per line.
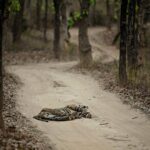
(127, 0), (138, 79)
(106, 0), (112, 30)
(79, 0), (93, 67)
(89, 0), (96, 26)
(44, 0), (48, 42)
(53, 0), (61, 59)
(138, 0), (147, 49)
(26, 0), (31, 8)
(136, 0), (148, 72)
(25, 0), (32, 29)
(36, 0), (42, 30)
(112, 31), (120, 45)
(61, 0), (69, 42)
(119, 0), (128, 84)
(12, 0), (25, 43)
(0, 0), (6, 130)
(59, 0), (70, 58)
(114, 0), (120, 32)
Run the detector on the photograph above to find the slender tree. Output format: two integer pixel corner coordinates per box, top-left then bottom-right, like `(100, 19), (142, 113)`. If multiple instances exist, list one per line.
(106, 0), (111, 30)
(89, 0), (96, 26)
(119, 0), (128, 84)
(135, 0), (148, 75)
(137, 0), (146, 64)
(53, 0), (61, 59)
(59, 0), (70, 59)
(25, 0), (32, 29)
(127, 0), (138, 79)
(44, 0), (48, 42)
(0, 0), (7, 130)
(78, 0), (93, 67)
(12, 0), (25, 43)
(60, 0), (69, 43)
(53, 0), (70, 59)
(112, 0), (120, 45)
(36, 0), (42, 30)
(26, 0), (31, 8)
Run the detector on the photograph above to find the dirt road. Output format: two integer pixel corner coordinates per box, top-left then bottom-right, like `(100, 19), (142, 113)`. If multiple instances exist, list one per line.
(7, 28), (150, 150)
(7, 61), (150, 150)
(70, 27), (118, 62)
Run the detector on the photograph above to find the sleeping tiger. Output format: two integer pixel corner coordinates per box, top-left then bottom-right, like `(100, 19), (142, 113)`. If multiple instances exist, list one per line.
(33, 104), (92, 122)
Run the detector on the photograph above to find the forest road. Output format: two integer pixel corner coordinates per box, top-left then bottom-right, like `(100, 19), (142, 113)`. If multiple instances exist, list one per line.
(7, 28), (150, 150)
(8, 61), (150, 150)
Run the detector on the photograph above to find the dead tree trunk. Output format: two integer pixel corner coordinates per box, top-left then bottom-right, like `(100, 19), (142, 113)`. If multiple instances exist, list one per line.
(44, 0), (48, 42)
(79, 0), (93, 67)
(53, 0), (61, 59)
(0, 0), (6, 130)
(119, 0), (128, 84)
(12, 0), (25, 43)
